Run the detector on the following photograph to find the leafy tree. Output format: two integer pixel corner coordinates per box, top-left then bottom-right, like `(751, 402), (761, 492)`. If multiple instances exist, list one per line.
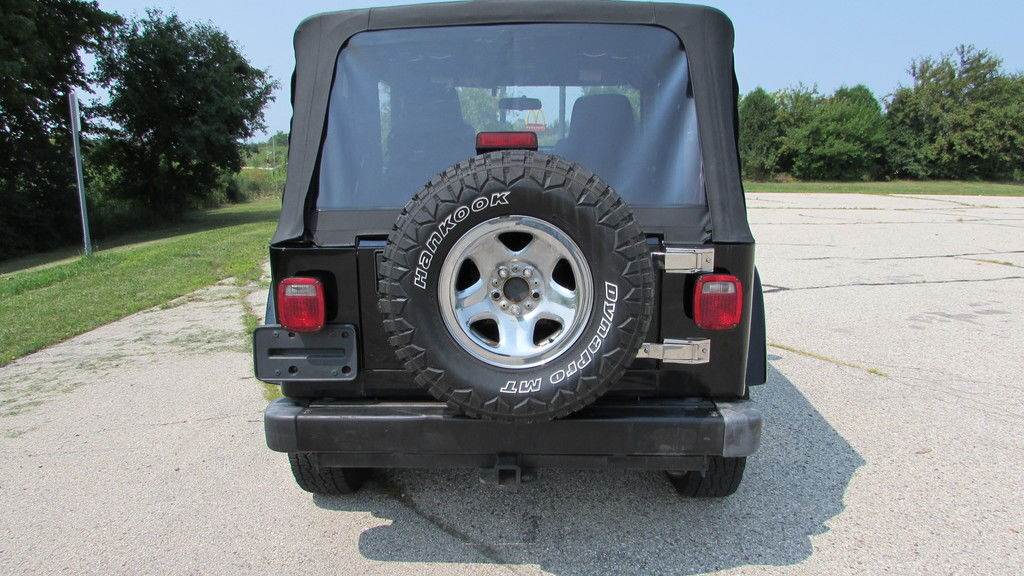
(737, 87), (782, 180)
(456, 87), (505, 132)
(91, 10), (276, 213)
(883, 91), (931, 179)
(780, 85), (886, 180)
(886, 45), (1024, 180)
(772, 85), (820, 176)
(268, 131), (289, 148)
(0, 0), (120, 259)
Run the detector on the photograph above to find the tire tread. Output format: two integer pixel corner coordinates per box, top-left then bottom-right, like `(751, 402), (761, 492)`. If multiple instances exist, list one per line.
(287, 453), (365, 495)
(668, 457), (746, 498)
(378, 151), (654, 422)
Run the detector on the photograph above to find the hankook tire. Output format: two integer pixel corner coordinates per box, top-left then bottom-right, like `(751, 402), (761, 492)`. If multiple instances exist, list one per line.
(378, 151), (654, 422)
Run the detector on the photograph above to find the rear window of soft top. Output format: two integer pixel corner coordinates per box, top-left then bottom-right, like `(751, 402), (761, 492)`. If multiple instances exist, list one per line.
(317, 23), (704, 210)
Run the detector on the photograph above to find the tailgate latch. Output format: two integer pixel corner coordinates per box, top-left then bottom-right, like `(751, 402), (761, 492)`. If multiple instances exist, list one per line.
(636, 338), (711, 364)
(652, 247), (714, 274)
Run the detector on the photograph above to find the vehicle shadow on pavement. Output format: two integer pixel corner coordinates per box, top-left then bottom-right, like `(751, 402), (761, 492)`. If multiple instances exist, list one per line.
(314, 363), (863, 575)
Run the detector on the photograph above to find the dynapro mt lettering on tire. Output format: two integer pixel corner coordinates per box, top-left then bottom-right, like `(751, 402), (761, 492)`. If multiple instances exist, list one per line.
(378, 151), (654, 422)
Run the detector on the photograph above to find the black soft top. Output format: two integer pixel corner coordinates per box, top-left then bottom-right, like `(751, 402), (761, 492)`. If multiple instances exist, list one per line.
(273, 0), (753, 246)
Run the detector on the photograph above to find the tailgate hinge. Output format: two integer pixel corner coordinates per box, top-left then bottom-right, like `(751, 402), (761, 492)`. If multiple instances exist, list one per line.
(636, 338), (711, 364)
(651, 247), (714, 274)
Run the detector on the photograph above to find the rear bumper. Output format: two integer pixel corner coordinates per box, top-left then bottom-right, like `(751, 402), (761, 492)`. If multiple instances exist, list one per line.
(265, 397), (762, 471)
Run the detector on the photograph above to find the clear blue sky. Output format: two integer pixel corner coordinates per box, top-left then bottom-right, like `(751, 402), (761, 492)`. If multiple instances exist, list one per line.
(95, 0), (1024, 138)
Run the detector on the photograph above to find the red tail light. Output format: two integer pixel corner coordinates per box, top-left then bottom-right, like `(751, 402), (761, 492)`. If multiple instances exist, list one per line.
(694, 274), (743, 330)
(476, 131), (539, 153)
(277, 277), (325, 332)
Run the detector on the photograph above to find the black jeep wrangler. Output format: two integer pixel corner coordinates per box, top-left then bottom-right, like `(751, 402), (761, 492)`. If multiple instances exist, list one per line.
(255, 0), (766, 498)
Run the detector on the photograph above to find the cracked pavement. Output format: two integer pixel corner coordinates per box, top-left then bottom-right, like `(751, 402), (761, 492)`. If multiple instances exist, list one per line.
(1, 193), (1022, 575)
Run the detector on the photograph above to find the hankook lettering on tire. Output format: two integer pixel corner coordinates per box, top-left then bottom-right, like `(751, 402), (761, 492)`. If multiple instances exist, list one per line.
(414, 192), (510, 289)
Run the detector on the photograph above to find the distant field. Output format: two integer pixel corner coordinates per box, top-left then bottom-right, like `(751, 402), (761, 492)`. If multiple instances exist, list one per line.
(744, 180), (1024, 196)
(0, 198), (279, 366)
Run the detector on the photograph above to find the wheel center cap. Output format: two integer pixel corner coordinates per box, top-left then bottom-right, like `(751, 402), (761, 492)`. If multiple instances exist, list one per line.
(502, 277), (531, 303)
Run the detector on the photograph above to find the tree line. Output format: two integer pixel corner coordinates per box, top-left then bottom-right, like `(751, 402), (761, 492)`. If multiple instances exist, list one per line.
(4, 2), (1022, 263)
(1, 1), (275, 260)
(739, 45), (1024, 182)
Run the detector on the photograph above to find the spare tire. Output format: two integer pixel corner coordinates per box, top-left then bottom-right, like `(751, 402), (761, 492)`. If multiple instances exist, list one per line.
(378, 151), (654, 422)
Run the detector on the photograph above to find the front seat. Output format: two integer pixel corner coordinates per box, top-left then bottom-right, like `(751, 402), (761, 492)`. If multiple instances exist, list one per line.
(554, 93), (636, 183)
(386, 86), (475, 195)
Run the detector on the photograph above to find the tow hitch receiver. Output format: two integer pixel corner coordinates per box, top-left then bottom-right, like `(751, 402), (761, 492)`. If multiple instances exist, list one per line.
(479, 454), (534, 486)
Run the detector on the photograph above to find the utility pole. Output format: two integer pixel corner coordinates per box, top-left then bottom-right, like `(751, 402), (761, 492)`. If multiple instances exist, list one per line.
(68, 91), (93, 256)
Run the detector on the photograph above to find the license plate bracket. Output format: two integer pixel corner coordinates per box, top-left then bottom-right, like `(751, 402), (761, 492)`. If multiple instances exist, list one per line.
(253, 324), (358, 382)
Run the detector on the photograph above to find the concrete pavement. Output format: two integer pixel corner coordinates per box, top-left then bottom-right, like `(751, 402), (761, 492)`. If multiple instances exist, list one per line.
(1, 193), (1022, 575)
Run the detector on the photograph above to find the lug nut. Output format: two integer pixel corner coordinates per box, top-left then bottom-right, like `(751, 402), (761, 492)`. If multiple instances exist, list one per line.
(510, 305), (520, 315)
(498, 267), (509, 279)
(523, 268), (532, 278)
(492, 291), (501, 300)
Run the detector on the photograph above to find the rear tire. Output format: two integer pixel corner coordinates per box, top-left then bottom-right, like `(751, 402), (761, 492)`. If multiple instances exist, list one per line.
(667, 456), (746, 498)
(288, 453), (366, 495)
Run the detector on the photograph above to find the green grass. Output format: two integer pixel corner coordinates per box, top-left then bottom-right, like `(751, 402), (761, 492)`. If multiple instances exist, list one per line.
(0, 198), (279, 366)
(744, 180), (1024, 196)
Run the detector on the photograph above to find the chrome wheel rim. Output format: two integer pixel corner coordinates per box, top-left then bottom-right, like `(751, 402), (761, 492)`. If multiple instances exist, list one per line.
(437, 215), (593, 369)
